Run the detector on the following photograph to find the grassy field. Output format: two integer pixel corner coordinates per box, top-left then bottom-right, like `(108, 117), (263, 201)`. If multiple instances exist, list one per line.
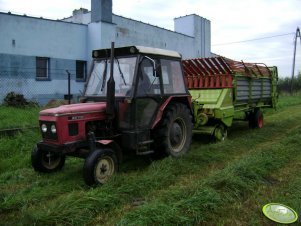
(1, 94), (301, 226)
(0, 106), (40, 130)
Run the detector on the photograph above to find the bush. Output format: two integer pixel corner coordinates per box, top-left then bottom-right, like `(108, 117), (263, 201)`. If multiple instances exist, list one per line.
(3, 92), (37, 107)
(44, 99), (69, 108)
(278, 71), (301, 94)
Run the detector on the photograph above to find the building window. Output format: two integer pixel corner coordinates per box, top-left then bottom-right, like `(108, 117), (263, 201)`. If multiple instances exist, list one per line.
(76, 60), (86, 81)
(36, 57), (49, 80)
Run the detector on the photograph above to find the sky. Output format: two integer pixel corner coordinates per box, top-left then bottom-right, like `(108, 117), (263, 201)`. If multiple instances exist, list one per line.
(0, 0), (300, 78)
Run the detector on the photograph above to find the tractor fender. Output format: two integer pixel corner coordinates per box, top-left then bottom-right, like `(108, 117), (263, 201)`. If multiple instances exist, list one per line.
(95, 140), (123, 164)
(151, 96), (192, 129)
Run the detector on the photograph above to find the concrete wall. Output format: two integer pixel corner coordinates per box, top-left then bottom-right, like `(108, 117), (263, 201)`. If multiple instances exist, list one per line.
(194, 15), (211, 57)
(113, 15), (196, 59)
(174, 15), (195, 37)
(65, 12), (211, 59)
(64, 11), (199, 58)
(91, 0), (112, 23)
(0, 13), (87, 60)
(0, 53), (85, 104)
(0, 13), (87, 104)
(64, 8), (91, 25)
(174, 14), (211, 58)
(0, 5), (211, 105)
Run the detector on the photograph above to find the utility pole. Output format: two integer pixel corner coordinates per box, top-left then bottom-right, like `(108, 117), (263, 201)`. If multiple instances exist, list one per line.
(290, 27), (301, 94)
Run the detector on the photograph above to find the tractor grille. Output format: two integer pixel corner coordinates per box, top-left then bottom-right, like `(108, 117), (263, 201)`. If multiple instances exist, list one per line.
(68, 123), (78, 136)
(40, 121), (58, 140)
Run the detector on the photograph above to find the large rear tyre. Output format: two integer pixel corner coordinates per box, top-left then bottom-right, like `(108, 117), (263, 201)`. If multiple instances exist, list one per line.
(31, 146), (65, 173)
(249, 109), (264, 129)
(83, 148), (118, 186)
(153, 103), (192, 157)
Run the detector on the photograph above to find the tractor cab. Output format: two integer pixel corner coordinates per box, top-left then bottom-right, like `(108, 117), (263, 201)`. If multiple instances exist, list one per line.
(84, 46), (190, 152)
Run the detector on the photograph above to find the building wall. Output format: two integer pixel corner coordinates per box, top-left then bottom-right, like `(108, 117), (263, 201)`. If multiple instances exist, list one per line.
(0, 4), (211, 105)
(174, 14), (211, 57)
(0, 13), (87, 60)
(64, 11), (91, 24)
(0, 13), (88, 104)
(64, 12), (211, 59)
(0, 53), (86, 105)
(193, 15), (211, 57)
(113, 15), (196, 59)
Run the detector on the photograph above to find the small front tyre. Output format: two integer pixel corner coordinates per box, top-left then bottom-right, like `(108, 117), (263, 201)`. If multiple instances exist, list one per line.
(83, 148), (118, 186)
(31, 146), (65, 173)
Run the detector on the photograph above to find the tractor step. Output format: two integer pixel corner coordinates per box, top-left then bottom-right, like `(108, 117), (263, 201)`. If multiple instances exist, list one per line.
(138, 140), (154, 145)
(136, 150), (154, 155)
(136, 140), (154, 155)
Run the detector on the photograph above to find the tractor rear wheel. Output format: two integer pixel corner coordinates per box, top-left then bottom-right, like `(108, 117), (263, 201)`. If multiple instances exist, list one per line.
(153, 103), (192, 157)
(31, 146), (65, 173)
(83, 148), (118, 186)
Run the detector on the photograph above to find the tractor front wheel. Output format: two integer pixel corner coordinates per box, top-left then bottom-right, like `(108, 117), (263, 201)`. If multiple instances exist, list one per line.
(31, 146), (65, 173)
(83, 148), (118, 186)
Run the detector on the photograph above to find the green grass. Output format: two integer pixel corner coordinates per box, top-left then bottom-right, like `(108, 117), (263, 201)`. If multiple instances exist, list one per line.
(277, 91), (301, 108)
(0, 106), (40, 130)
(213, 150), (301, 226)
(1, 94), (301, 225)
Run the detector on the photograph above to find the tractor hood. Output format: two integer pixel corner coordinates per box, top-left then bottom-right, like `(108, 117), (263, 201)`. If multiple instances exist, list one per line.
(40, 102), (107, 117)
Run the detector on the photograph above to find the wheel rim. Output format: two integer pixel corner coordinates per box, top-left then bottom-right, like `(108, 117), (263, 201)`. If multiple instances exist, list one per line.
(258, 114), (264, 128)
(215, 125), (227, 141)
(41, 152), (61, 170)
(169, 117), (187, 153)
(95, 156), (115, 183)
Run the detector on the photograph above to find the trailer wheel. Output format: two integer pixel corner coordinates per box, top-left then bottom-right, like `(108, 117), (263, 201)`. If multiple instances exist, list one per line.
(214, 124), (227, 141)
(31, 146), (65, 173)
(249, 109), (264, 128)
(254, 109), (264, 128)
(154, 103), (192, 157)
(83, 148), (118, 186)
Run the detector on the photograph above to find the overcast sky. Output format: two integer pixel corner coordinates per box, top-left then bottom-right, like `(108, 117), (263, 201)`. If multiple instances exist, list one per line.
(0, 0), (300, 77)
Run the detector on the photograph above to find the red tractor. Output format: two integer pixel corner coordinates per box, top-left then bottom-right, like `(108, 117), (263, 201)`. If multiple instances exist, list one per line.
(32, 44), (193, 185)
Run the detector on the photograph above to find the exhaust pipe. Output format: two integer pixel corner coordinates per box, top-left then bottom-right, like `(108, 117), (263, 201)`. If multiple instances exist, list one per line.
(106, 42), (115, 120)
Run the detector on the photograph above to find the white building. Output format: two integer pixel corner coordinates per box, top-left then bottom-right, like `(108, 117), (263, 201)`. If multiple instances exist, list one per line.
(0, 0), (211, 104)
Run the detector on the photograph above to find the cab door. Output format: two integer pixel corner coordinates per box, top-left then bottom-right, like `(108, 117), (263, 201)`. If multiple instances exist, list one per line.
(119, 56), (162, 152)
(134, 57), (162, 130)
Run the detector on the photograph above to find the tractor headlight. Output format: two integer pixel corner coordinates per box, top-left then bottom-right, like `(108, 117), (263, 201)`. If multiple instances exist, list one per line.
(41, 124), (47, 133)
(51, 124), (57, 134)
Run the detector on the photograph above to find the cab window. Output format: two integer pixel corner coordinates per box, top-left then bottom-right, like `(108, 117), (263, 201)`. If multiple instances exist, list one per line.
(161, 59), (186, 94)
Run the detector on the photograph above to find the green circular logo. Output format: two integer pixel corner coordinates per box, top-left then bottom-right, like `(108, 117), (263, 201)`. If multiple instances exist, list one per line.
(262, 203), (298, 224)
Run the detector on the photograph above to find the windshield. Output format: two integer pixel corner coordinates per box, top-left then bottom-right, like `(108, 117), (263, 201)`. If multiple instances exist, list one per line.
(85, 56), (137, 97)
